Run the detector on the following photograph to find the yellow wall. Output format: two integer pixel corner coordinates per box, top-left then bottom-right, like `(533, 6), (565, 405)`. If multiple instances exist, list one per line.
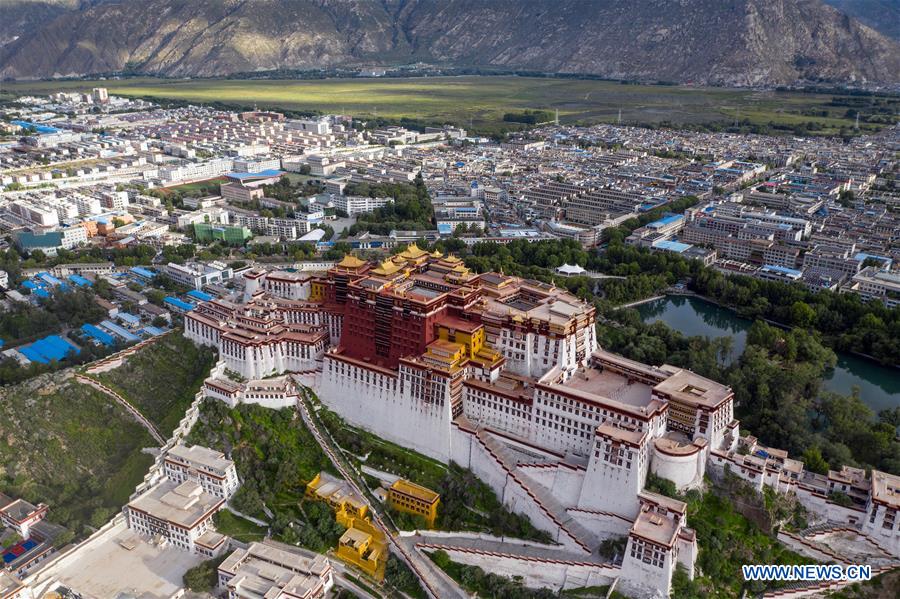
(335, 515), (387, 581)
(310, 280), (326, 301)
(436, 325), (486, 359)
(387, 489), (439, 528)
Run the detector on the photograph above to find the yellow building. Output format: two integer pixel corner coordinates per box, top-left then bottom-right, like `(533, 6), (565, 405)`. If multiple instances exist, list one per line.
(305, 472), (368, 520)
(306, 472), (388, 581)
(387, 479), (440, 528)
(335, 515), (387, 581)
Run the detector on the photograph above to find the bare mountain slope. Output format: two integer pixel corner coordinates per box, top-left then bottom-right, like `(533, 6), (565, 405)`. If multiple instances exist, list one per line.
(1, 0), (898, 85)
(824, 0), (900, 40)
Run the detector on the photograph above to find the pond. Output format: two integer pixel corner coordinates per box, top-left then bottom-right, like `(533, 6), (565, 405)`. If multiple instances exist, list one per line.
(636, 295), (900, 413)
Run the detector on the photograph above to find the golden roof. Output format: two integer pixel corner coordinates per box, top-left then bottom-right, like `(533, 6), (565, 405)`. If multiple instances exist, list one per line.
(398, 243), (428, 259)
(337, 254), (366, 269)
(372, 259), (404, 276)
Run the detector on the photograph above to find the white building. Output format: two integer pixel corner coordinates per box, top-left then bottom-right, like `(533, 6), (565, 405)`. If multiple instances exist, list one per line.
(331, 194), (392, 216)
(124, 479), (227, 557)
(0, 494), (48, 540)
(845, 267), (900, 309)
(164, 444), (239, 500)
(159, 158), (234, 184)
(165, 261), (233, 290)
(184, 293), (329, 380)
(218, 540), (334, 599)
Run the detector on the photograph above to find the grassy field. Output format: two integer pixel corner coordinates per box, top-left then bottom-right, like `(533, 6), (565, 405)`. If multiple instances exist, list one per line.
(213, 510), (267, 543)
(96, 332), (217, 436)
(0, 373), (156, 538)
(160, 177), (227, 194)
(3, 76), (895, 135)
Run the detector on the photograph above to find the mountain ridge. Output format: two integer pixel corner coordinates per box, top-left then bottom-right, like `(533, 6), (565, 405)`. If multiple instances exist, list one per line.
(1, 0), (898, 86)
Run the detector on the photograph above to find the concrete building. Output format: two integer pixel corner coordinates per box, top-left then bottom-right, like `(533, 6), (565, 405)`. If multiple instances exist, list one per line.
(0, 494), (48, 539)
(330, 194), (392, 216)
(845, 267), (900, 309)
(124, 479), (227, 557)
(218, 540), (334, 599)
(165, 261), (233, 290)
(163, 444), (239, 501)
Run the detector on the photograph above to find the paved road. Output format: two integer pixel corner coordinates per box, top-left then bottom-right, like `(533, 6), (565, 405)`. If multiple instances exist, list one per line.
(295, 389), (466, 599)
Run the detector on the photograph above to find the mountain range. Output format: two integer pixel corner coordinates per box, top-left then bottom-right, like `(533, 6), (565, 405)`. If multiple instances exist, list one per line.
(1, 0), (899, 86)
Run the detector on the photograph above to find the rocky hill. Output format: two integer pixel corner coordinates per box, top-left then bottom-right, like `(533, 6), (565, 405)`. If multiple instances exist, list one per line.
(2, 0), (898, 85)
(824, 0), (900, 40)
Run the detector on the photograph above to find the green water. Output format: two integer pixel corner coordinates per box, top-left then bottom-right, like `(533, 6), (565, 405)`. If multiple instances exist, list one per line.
(637, 295), (900, 413)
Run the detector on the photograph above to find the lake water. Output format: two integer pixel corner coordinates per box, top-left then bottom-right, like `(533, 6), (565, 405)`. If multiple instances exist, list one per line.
(636, 295), (900, 413)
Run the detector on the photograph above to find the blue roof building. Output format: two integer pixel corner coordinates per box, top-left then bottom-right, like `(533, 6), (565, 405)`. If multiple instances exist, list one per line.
(647, 214), (684, 229)
(68, 274), (93, 287)
(164, 297), (195, 313)
(130, 266), (156, 280)
(100, 320), (140, 343)
(81, 324), (115, 346)
(117, 312), (142, 328)
(19, 335), (80, 364)
(186, 289), (214, 302)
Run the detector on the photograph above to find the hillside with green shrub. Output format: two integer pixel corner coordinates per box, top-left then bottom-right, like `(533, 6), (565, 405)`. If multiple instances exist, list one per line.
(0, 373), (155, 539)
(95, 332), (216, 435)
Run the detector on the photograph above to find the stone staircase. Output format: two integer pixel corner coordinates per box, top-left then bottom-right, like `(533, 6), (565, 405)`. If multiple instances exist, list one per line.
(474, 428), (597, 554)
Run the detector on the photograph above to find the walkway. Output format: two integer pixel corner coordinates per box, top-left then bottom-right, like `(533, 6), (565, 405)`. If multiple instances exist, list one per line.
(616, 295), (665, 309)
(403, 533), (610, 566)
(583, 270), (627, 280)
(295, 390), (466, 599)
(75, 373), (165, 445)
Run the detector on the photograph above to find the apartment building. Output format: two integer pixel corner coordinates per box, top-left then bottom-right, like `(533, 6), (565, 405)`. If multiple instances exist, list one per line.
(845, 267), (900, 309)
(330, 194), (392, 216)
(165, 261), (233, 290)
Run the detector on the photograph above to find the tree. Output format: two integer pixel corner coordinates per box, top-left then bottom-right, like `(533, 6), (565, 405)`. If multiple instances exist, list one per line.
(801, 446), (829, 475)
(790, 301), (816, 328)
(183, 555), (227, 592)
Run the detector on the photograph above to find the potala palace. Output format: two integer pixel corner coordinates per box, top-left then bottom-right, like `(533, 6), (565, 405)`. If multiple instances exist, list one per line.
(185, 246), (900, 598)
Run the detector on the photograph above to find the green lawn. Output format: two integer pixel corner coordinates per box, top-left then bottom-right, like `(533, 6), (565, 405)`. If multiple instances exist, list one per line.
(160, 177), (227, 194)
(213, 510), (267, 543)
(96, 332), (217, 435)
(4, 76), (894, 135)
(0, 375), (156, 538)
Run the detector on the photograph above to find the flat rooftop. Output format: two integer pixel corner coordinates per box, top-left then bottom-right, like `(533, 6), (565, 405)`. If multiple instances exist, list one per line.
(871, 470), (900, 508)
(128, 480), (223, 528)
(0, 572), (23, 597)
(631, 510), (678, 548)
(563, 367), (654, 409)
(390, 479), (440, 504)
(220, 541), (331, 598)
(653, 367), (732, 409)
(166, 443), (233, 474)
(39, 522), (204, 599)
